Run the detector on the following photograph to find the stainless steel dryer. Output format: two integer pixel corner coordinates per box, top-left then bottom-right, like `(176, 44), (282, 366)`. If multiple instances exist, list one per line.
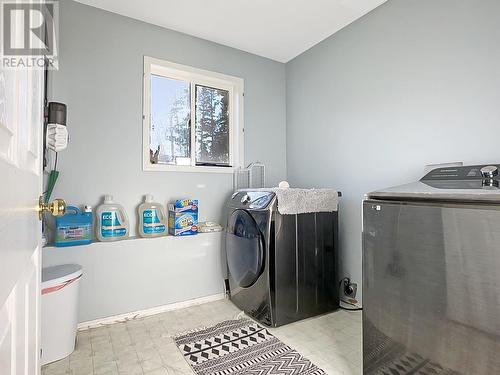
(225, 190), (339, 327)
(363, 164), (500, 375)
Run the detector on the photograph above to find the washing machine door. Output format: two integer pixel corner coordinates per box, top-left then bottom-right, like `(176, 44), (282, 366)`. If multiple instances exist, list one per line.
(226, 209), (265, 288)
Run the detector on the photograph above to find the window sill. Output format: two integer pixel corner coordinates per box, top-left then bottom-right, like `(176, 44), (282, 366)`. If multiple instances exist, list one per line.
(143, 164), (236, 174)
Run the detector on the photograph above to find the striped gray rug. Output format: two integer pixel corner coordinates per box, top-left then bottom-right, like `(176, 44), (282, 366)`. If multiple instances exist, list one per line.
(173, 319), (325, 375)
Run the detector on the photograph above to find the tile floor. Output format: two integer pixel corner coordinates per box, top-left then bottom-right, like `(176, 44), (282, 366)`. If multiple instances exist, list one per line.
(42, 299), (362, 375)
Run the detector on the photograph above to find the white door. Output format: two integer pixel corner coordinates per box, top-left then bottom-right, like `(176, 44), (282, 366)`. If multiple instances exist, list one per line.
(0, 61), (45, 373)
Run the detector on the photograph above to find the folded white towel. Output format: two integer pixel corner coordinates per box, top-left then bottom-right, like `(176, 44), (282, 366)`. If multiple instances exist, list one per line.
(241, 188), (339, 215)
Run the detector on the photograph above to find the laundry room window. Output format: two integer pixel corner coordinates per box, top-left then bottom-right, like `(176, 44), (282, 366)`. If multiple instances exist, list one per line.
(143, 56), (244, 173)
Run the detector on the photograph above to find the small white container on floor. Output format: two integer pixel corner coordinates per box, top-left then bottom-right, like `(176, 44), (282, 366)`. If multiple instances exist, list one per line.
(41, 264), (83, 365)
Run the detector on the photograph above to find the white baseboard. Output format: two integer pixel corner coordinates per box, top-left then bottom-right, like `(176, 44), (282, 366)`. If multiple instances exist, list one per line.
(77, 293), (226, 330)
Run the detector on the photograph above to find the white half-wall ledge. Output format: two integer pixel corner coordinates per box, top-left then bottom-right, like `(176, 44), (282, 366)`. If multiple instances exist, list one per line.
(43, 232), (225, 323)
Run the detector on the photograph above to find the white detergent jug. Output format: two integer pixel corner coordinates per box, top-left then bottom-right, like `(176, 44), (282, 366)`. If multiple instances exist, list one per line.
(138, 194), (167, 238)
(96, 194), (129, 242)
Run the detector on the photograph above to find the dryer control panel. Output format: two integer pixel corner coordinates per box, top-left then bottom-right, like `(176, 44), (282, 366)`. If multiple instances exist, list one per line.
(229, 191), (275, 210)
(421, 164), (500, 189)
(422, 164), (500, 181)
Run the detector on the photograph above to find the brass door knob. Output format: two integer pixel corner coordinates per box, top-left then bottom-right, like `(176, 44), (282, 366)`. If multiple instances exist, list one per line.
(39, 196), (66, 220)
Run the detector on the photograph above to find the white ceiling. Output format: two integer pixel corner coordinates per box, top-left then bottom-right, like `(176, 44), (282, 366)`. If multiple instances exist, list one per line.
(74, 0), (387, 63)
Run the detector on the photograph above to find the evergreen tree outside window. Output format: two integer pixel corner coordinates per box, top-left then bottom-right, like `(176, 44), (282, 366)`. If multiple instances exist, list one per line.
(195, 85), (230, 166)
(150, 75), (190, 165)
(143, 57), (244, 173)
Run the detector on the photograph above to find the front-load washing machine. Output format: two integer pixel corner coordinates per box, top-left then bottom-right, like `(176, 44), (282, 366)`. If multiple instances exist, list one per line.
(225, 190), (339, 327)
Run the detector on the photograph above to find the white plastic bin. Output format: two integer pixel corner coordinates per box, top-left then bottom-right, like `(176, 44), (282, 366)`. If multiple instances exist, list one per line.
(41, 264), (83, 365)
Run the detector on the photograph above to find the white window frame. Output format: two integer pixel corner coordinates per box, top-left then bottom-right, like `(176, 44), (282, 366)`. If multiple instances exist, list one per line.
(143, 56), (244, 173)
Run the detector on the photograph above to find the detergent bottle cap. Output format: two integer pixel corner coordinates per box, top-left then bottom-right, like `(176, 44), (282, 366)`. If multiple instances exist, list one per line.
(104, 194), (114, 204)
(145, 194), (154, 203)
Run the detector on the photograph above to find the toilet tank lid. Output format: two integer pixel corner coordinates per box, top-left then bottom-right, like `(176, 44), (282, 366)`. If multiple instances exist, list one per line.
(42, 264), (82, 289)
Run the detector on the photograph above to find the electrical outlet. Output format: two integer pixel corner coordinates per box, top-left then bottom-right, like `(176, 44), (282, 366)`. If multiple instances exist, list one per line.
(346, 282), (357, 298)
(343, 278), (358, 298)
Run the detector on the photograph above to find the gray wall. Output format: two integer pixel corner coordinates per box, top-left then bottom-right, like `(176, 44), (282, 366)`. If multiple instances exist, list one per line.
(286, 0), (500, 303)
(47, 0), (286, 321)
(50, 0), (286, 235)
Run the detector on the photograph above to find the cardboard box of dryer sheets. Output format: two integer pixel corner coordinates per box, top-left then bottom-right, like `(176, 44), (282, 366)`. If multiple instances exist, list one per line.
(168, 199), (198, 236)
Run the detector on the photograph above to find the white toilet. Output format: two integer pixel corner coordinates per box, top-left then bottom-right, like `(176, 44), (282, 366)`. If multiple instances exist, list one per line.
(41, 264), (83, 365)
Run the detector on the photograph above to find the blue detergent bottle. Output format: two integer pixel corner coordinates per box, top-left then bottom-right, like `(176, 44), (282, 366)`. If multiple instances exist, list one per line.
(55, 206), (93, 247)
(138, 194), (167, 238)
(96, 194), (130, 242)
